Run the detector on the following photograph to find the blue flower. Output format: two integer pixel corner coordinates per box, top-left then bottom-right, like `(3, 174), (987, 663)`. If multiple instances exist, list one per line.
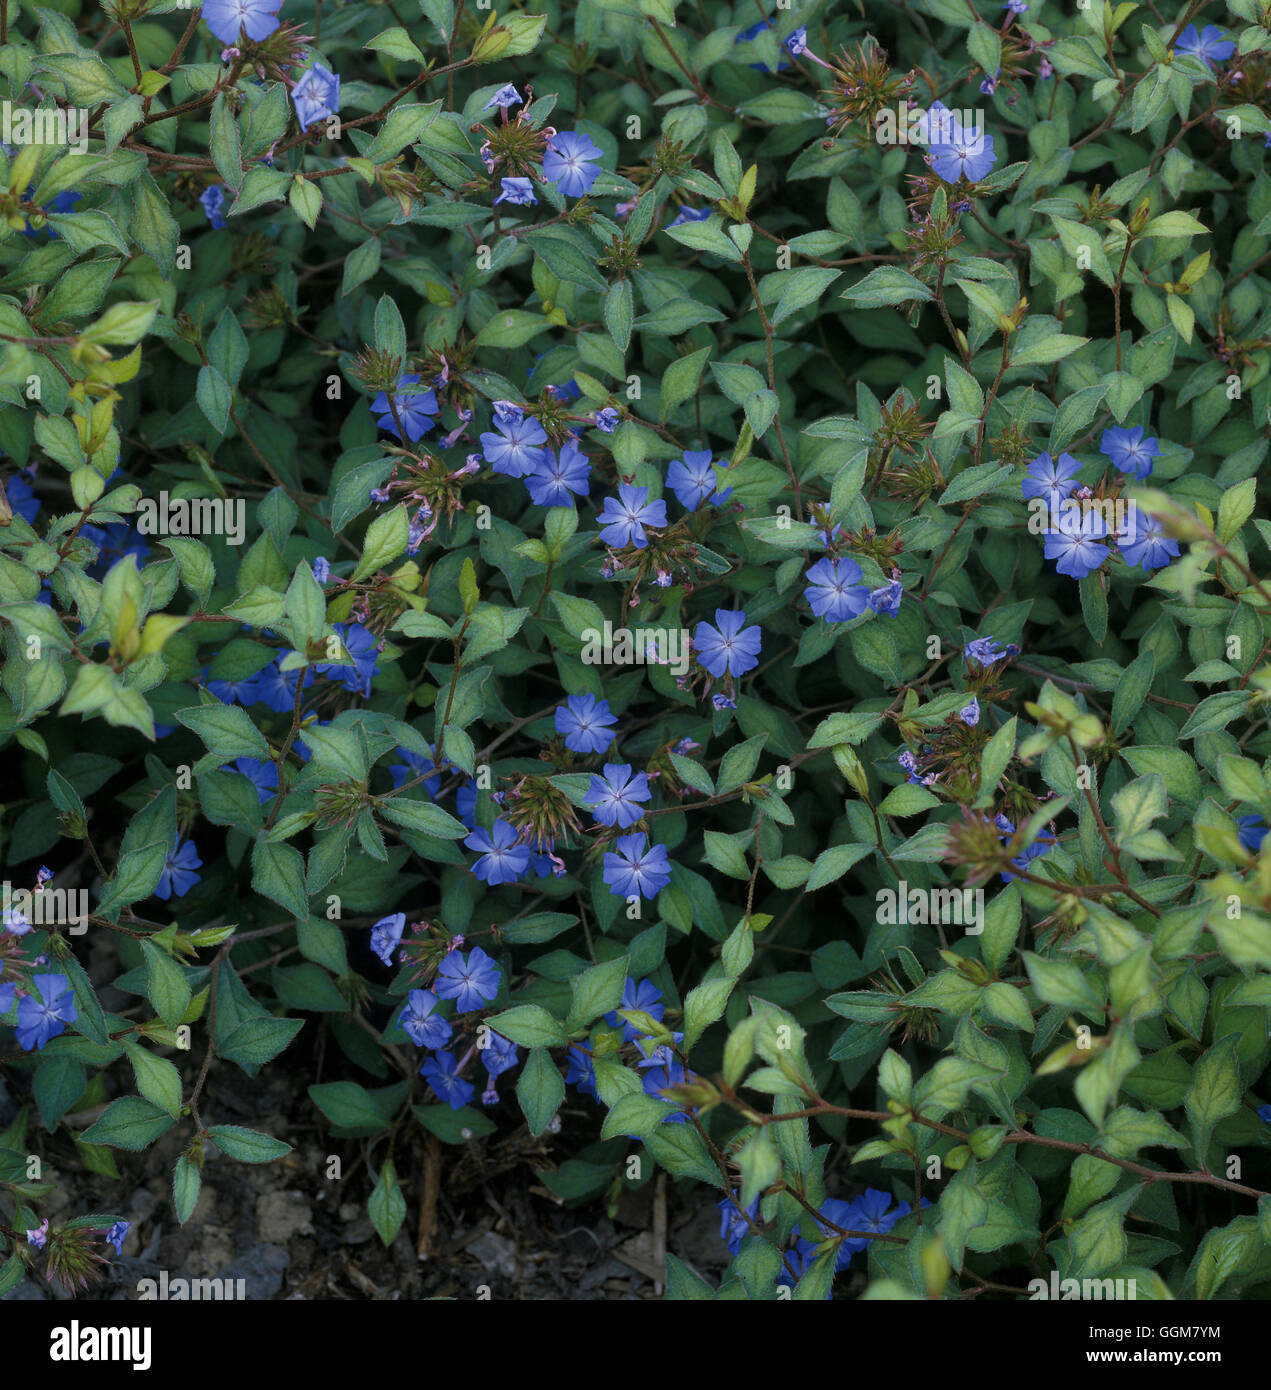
(1100, 426), (1159, 480)
(804, 557), (869, 623)
(641, 1057), (690, 1121)
(203, 0), (282, 41)
(597, 484), (667, 548)
(718, 1193), (759, 1254)
(565, 1044), (598, 1099)
(16, 973), (77, 1051)
(292, 63), (340, 130)
(694, 609), (762, 678)
(996, 816), (1055, 882)
(964, 636), (1008, 666)
(245, 658), (314, 713)
(200, 185), (228, 229)
(525, 440), (591, 506)
(6, 474), (39, 523)
(420, 1050), (474, 1110)
(480, 414), (549, 476)
(313, 556), (331, 583)
(542, 131), (604, 197)
(775, 1228), (822, 1286)
(555, 693), (617, 754)
(1175, 23), (1235, 65)
(667, 205), (712, 228)
(815, 1198), (867, 1268)
(3, 906), (31, 936)
(495, 176), (538, 206)
(926, 102), (997, 183)
(1258, 1103), (1271, 1124)
(959, 695), (980, 727)
(315, 621), (380, 696)
(1022, 451), (1082, 507)
(464, 820), (531, 885)
(898, 749), (921, 785)
(785, 26), (808, 56)
(1237, 816), (1268, 854)
(0, 982), (14, 1011)
(734, 17), (792, 72)
(21, 187), (81, 239)
(370, 374), (438, 442)
(106, 1221), (129, 1256)
(850, 1188), (912, 1236)
(545, 377), (582, 403)
(1116, 511), (1180, 572)
(400, 989), (452, 1049)
(667, 450), (732, 509)
(635, 1031), (682, 1072)
(869, 575), (904, 617)
(606, 978), (664, 1042)
(586, 763), (652, 829)
(370, 912), (406, 966)
(480, 1030), (518, 1077)
(207, 669), (260, 704)
(155, 838), (202, 900)
(602, 834), (672, 898)
(389, 745), (441, 795)
(436, 947), (501, 1012)
(80, 522), (150, 579)
(484, 84), (523, 109)
(1042, 508), (1109, 579)
(232, 757), (279, 803)
(594, 408), (619, 433)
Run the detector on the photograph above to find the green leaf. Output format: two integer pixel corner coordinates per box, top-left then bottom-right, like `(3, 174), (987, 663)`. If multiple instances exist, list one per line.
(840, 267), (933, 307)
(140, 938), (191, 1030)
(173, 1154), (200, 1224)
(177, 703), (270, 761)
(1023, 953), (1105, 1016)
(601, 1091), (678, 1139)
(567, 955), (628, 1028)
(309, 1081), (396, 1134)
(1184, 1033), (1242, 1160)
(517, 1047), (565, 1135)
(251, 839), (310, 920)
(487, 1004), (568, 1048)
(683, 976), (734, 1049)
(124, 1042), (182, 1118)
(81, 1096), (178, 1150)
(218, 1017), (304, 1068)
(352, 504), (409, 581)
(289, 175), (322, 229)
(368, 1156), (407, 1245)
(366, 26), (426, 61)
(207, 1125), (293, 1162)
(474, 310), (553, 349)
